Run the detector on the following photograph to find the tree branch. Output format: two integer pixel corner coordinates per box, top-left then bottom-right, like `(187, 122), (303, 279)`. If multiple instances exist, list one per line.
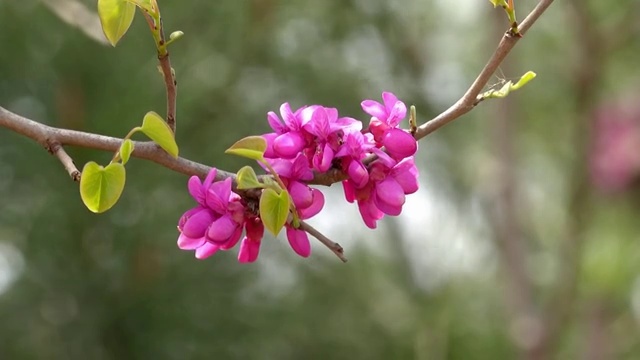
(48, 140), (81, 181)
(0, 0), (555, 263)
(142, 11), (177, 133)
(415, 0), (555, 140)
(299, 221), (347, 263)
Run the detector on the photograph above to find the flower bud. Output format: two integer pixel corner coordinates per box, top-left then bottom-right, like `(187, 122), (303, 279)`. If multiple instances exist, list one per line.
(206, 214), (240, 244)
(286, 227), (311, 258)
(382, 128), (417, 159)
(273, 132), (306, 159)
(238, 237), (261, 263)
(374, 177), (405, 216)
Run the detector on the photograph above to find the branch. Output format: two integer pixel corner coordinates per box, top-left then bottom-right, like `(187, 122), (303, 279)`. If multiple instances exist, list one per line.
(0, 106), (218, 179)
(0, 0), (555, 264)
(48, 140), (81, 181)
(299, 221), (347, 263)
(414, 0), (555, 140)
(141, 12), (177, 133)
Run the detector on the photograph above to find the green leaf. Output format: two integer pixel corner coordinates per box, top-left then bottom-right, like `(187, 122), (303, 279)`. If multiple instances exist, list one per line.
(98, 0), (136, 46)
(119, 139), (134, 165)
(236, 166), (264, 190)
(511, 71), (537, 91)
(141, 111), (179, 158)
(259, 188), (290, 235)
(80, 162), (126, 213)
(225, 136), (266, 161)
(489, 0), (508, 8)
(478, 71), (537, 100)
(125, 0), (156, 14)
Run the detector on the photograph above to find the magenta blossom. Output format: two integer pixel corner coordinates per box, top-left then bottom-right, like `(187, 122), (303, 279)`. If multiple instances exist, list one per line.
(343, 155), (419, 229)
(362, 92), (417, 160)
(264, 103), (313, 159)
(178, 168), (263, 261)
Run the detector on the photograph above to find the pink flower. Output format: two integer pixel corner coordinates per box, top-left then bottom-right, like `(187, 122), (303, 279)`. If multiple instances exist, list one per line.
(286, 226), (311, 258)
(342, 156), (419, 229)
(361, 91), (407, 127)
(362, 92), (417, 160)
(264, 103), (312, 159)
(238, 216), (264, 263)
(177, 168), (265, 262)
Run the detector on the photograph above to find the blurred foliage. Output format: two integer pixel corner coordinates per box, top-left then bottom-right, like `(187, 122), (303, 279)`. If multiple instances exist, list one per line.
(1, 0), (640, 359)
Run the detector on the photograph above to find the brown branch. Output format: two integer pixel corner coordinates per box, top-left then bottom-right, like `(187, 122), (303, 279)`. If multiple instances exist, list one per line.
(142, 11), (177, 133)
(299, 220), (347, 263)
(0, 106), (221, 179)
(47, 140), (81, 181)
(414, 0), (555, 140)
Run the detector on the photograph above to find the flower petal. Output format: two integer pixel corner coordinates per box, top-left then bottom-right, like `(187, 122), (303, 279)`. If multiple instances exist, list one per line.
(391, 157), (419, 194)
(188, 176), (204, 204)
(206, 178), (232, 214)
(286, 227), (311, 258)
(280, 103), (301, 130)
(203, 168), (218, 191)
(206, 214), (240, 244)
(263, 132), (278, 158)
(383, 128), (417, 159)
(182, 208), (216, 238)
(177, 233), (206, 250)
(313, 143), (334, 172)
(267, 111), (286, 133)
(357, 199), (384, 229)
(219, 225), (243, 250)
(245, 216), (265, 241)
(238, 237), (261, 263)
(347, 160), (369, 189)
(195, 242), (219, 259)
(178, 206), (204, 230)
(298, 189), (325, 219)
(361, 100), (387, 120)
(374, 177), (405, 216)
(289, 181), (314, 209)
(342, 180), (356, 203)
(273, 132), (306, 159)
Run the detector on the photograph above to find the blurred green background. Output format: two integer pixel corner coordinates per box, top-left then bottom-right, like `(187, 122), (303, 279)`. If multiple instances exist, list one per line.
(1, 0), (640, 359)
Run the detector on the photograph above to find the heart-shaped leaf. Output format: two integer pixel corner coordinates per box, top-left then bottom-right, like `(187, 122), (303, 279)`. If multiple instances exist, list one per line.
(259, 188), (290, 235)
(98, 0), (136, 46)
(225, 136), (267, 161)
(125, 0), (156, 15)
(80, 161), (126, 213)
(119, 139), (134, 165)
(236, 166), (264, 190)
(141, 111), (179, 158)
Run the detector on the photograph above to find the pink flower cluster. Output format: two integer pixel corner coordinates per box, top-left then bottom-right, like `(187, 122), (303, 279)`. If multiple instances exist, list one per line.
(263, 92), (419, 228)
(177, 92), (419, 262)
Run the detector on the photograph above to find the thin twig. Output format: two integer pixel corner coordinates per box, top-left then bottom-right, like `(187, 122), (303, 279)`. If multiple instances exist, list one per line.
(415, 0), (555, 140)
(142, 11), (177, 133)
(47, 140), (81, 181)
(299, 220), (348, 262)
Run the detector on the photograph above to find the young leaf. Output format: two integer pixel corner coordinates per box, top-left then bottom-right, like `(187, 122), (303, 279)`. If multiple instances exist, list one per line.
(511, 71), (537, 91)
(125, 0), (156, 15)
(259, 188), (290, 235)
(119, 139), (134, 165)
(80, 162), (126, 213)
(236, 166), (264, 190)
(225, 136), (267, 161)
(98, 0), (136, 46)
(141, 111), (179, 158)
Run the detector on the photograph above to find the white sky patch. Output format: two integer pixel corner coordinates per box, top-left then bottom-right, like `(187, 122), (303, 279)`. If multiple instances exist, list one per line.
(0, 241), (25, 296)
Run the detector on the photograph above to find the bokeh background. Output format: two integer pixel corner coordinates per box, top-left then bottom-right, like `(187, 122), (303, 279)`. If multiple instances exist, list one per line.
(1, 0), (640, 359)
